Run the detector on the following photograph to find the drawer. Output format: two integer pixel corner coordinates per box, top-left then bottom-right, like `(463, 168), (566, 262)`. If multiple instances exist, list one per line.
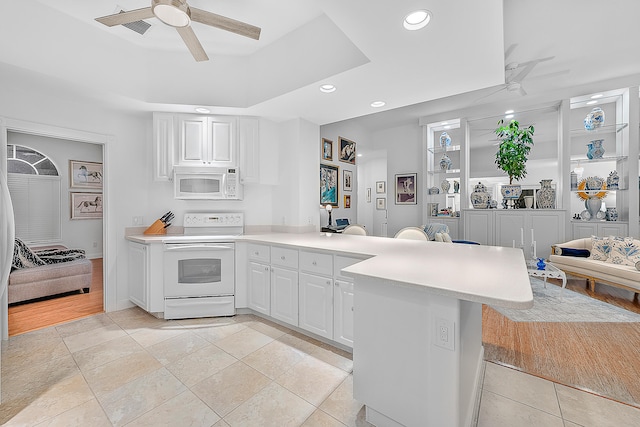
(334, 255), (365, 281)
(248, 243), (270, 262)
(271, 246), (299, 269)
(300, 250), (333, 276)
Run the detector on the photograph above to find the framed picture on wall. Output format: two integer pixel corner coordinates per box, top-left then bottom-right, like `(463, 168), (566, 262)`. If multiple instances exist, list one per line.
(376, 198), (386, 210)
(343, 169), (353, 191)
(70, 160), (103, 189)
(321, 138), (333, 161)
(71, 192), (103, 220)
(344, 195), (351, 208)
(338, 136), (356, 164)
(395, 173), (417, 205)
(320, 163), (339, 206)
(376, 181), (386, 193)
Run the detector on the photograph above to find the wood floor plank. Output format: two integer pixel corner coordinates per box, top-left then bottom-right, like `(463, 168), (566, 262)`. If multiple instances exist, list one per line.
(8, 258), (104, 336)
(483, 277), (640, 409)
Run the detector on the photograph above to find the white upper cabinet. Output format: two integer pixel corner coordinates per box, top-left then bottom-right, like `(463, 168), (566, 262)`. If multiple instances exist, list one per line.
(152, 113), (176, 181)
(177, 114), (238, 168)
(239, 117), (260, 184)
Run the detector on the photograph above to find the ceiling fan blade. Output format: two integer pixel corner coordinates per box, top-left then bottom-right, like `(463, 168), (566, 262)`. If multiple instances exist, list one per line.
(176, 26), (209, 62)
(190, 7), (261, 40)
(511, 61), (539, 83)
(518, 86), (527, 96)
(96, 7), (154, 27)
(504, 43), (518, 60)
(474, 86), (507, 103)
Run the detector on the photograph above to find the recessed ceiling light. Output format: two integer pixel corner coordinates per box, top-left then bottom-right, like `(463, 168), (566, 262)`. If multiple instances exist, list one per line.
(586, 100), (598, 105)
(505, 114), (514, 119)
(590, 94), (603, 99)
(371, 101), (386, 108)
(195, 107), (210, 113)
(504, 110), (514, 114)
(319, 84), (336, 93)
(403, 10), (431, 31)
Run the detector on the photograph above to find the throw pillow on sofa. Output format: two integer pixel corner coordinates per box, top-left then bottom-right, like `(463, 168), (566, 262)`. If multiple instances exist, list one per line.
(557, 247), (590, 257)
(607, 237), (640, 267)
(589, 236), (613, 261)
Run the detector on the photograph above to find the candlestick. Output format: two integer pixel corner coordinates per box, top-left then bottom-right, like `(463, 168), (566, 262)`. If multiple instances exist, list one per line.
(533, 241), (537, 259)
(520, 228), (524, 247)
(531, 229), (534, 245)
(512, 240), (516, 248)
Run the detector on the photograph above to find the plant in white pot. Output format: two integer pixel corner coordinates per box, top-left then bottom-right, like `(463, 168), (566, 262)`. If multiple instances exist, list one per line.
(495, 119), (535, 208)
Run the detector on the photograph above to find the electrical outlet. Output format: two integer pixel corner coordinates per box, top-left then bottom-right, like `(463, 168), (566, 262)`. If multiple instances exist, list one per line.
(434, 317), (455, 351)
(133, 216), (144, 226)
(92, 241), (98, 248)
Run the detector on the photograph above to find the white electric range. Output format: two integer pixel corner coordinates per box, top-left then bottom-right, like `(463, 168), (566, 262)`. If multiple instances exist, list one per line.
(162, 212), (243, 319)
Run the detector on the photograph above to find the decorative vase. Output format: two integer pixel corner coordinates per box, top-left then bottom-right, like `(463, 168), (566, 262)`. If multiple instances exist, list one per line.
(536, 258), (546, 270)
(441, 179), (450, 193)
(439, 131), (451, 148)
(453, 180), (459, 193)
(586, 139), (605, 159)
(524, 195), (534, 209)
(584, 107), (605, 130)
(439, 153), (452, 171)
(536, 179), (556, 209)
(470, 182), (490, 209)
(428, 186), (440, 195)
(606, 170), (619, 190)
(501, 184), (522, 199)
(585, 176), (604, 191)
(585, 196), (602, 220)
(605, 207), (618, 221)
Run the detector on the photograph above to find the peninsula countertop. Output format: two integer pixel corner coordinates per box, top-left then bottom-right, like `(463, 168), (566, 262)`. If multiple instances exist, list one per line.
(125, 231), (534, 309)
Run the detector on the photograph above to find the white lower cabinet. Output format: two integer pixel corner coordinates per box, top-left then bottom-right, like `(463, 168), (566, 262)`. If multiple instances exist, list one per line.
(248, 261), (270, 316)
(128, 242), (149, 310)
(271, 266), (298, 326)
(299, 272), (334, 340)
(333, 279), (354, 347)
(244, 245), (365, 348)
(572, 221), (629, 238)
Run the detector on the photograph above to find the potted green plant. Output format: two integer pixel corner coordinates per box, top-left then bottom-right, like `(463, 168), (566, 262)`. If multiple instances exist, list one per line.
(495, 119), (535, 207)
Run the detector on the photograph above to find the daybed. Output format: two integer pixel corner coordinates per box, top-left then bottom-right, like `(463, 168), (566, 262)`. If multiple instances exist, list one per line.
(9, 239), (92, 304)
(549, 237), (640, 298)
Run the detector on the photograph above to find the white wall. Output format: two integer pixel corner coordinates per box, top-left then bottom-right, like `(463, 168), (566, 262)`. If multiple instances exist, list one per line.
(272, 118), (320, 230)
(8, 132), (103, 258)
(357, 151), (387, 236)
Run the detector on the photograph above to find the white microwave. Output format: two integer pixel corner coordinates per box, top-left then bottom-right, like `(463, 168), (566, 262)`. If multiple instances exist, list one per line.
(173, 166), (243, 200)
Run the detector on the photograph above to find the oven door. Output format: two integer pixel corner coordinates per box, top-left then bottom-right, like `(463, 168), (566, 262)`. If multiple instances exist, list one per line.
(163, 243), (235, 297)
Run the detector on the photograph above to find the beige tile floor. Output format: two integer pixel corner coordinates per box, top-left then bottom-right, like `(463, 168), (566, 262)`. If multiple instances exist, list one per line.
(1, 307), (639, 427)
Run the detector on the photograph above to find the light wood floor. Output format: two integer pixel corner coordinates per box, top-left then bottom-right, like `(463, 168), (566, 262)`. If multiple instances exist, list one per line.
(483, 276), (640, 409)
(8, 258), (104, 336)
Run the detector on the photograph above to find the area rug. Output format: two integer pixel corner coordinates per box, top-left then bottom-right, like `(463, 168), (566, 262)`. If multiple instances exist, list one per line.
(490, 277), (640, 322)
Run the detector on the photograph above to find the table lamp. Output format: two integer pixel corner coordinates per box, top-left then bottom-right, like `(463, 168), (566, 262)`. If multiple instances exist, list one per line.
(325, 204), (333, 227)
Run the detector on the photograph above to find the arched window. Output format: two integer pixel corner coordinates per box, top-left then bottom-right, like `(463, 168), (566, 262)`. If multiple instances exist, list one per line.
(7, 145), (59, 176)
(7, 145), (61, 243)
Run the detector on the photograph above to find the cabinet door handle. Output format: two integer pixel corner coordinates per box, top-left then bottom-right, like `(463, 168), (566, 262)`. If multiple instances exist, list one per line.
(312, 261), (317, 266)
(327, 280), (331, 285)
(254, 251), (259, 256)
(281, 256), (285, 260)
(264, 267), (269, 271)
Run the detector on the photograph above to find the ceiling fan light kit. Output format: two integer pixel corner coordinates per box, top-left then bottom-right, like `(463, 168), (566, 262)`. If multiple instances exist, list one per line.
(95, 0), (261, 62)
(152, 0), (191, 28)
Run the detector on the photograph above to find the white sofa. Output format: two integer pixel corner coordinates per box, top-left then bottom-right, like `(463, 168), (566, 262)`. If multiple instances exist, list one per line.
(549, 237), (640, 297)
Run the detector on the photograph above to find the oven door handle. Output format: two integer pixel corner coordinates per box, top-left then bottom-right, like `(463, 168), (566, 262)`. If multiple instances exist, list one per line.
(164, 244), (234, 251)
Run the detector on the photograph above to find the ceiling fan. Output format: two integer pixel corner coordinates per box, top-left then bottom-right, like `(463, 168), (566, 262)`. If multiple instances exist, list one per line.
(476, 56), (555, 102)
(95, 0), (261, 62)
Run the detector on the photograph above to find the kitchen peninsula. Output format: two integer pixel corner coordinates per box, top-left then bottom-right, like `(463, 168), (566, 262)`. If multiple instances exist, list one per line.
(127, 231), (533, 427)
(237, 232), (532, 427)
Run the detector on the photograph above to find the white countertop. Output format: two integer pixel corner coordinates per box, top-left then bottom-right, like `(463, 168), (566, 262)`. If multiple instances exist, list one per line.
(125, 232), (533, 309)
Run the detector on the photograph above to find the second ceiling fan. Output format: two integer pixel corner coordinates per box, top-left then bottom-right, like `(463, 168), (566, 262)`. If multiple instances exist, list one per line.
(96, 0), (262, 62)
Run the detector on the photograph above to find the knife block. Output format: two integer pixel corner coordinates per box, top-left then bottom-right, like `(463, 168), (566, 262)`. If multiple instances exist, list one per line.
(143, 219), (167, 235)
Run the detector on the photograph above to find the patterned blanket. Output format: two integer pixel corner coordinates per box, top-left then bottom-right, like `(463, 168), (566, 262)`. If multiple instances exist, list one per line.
(12, 238), (86, 271)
